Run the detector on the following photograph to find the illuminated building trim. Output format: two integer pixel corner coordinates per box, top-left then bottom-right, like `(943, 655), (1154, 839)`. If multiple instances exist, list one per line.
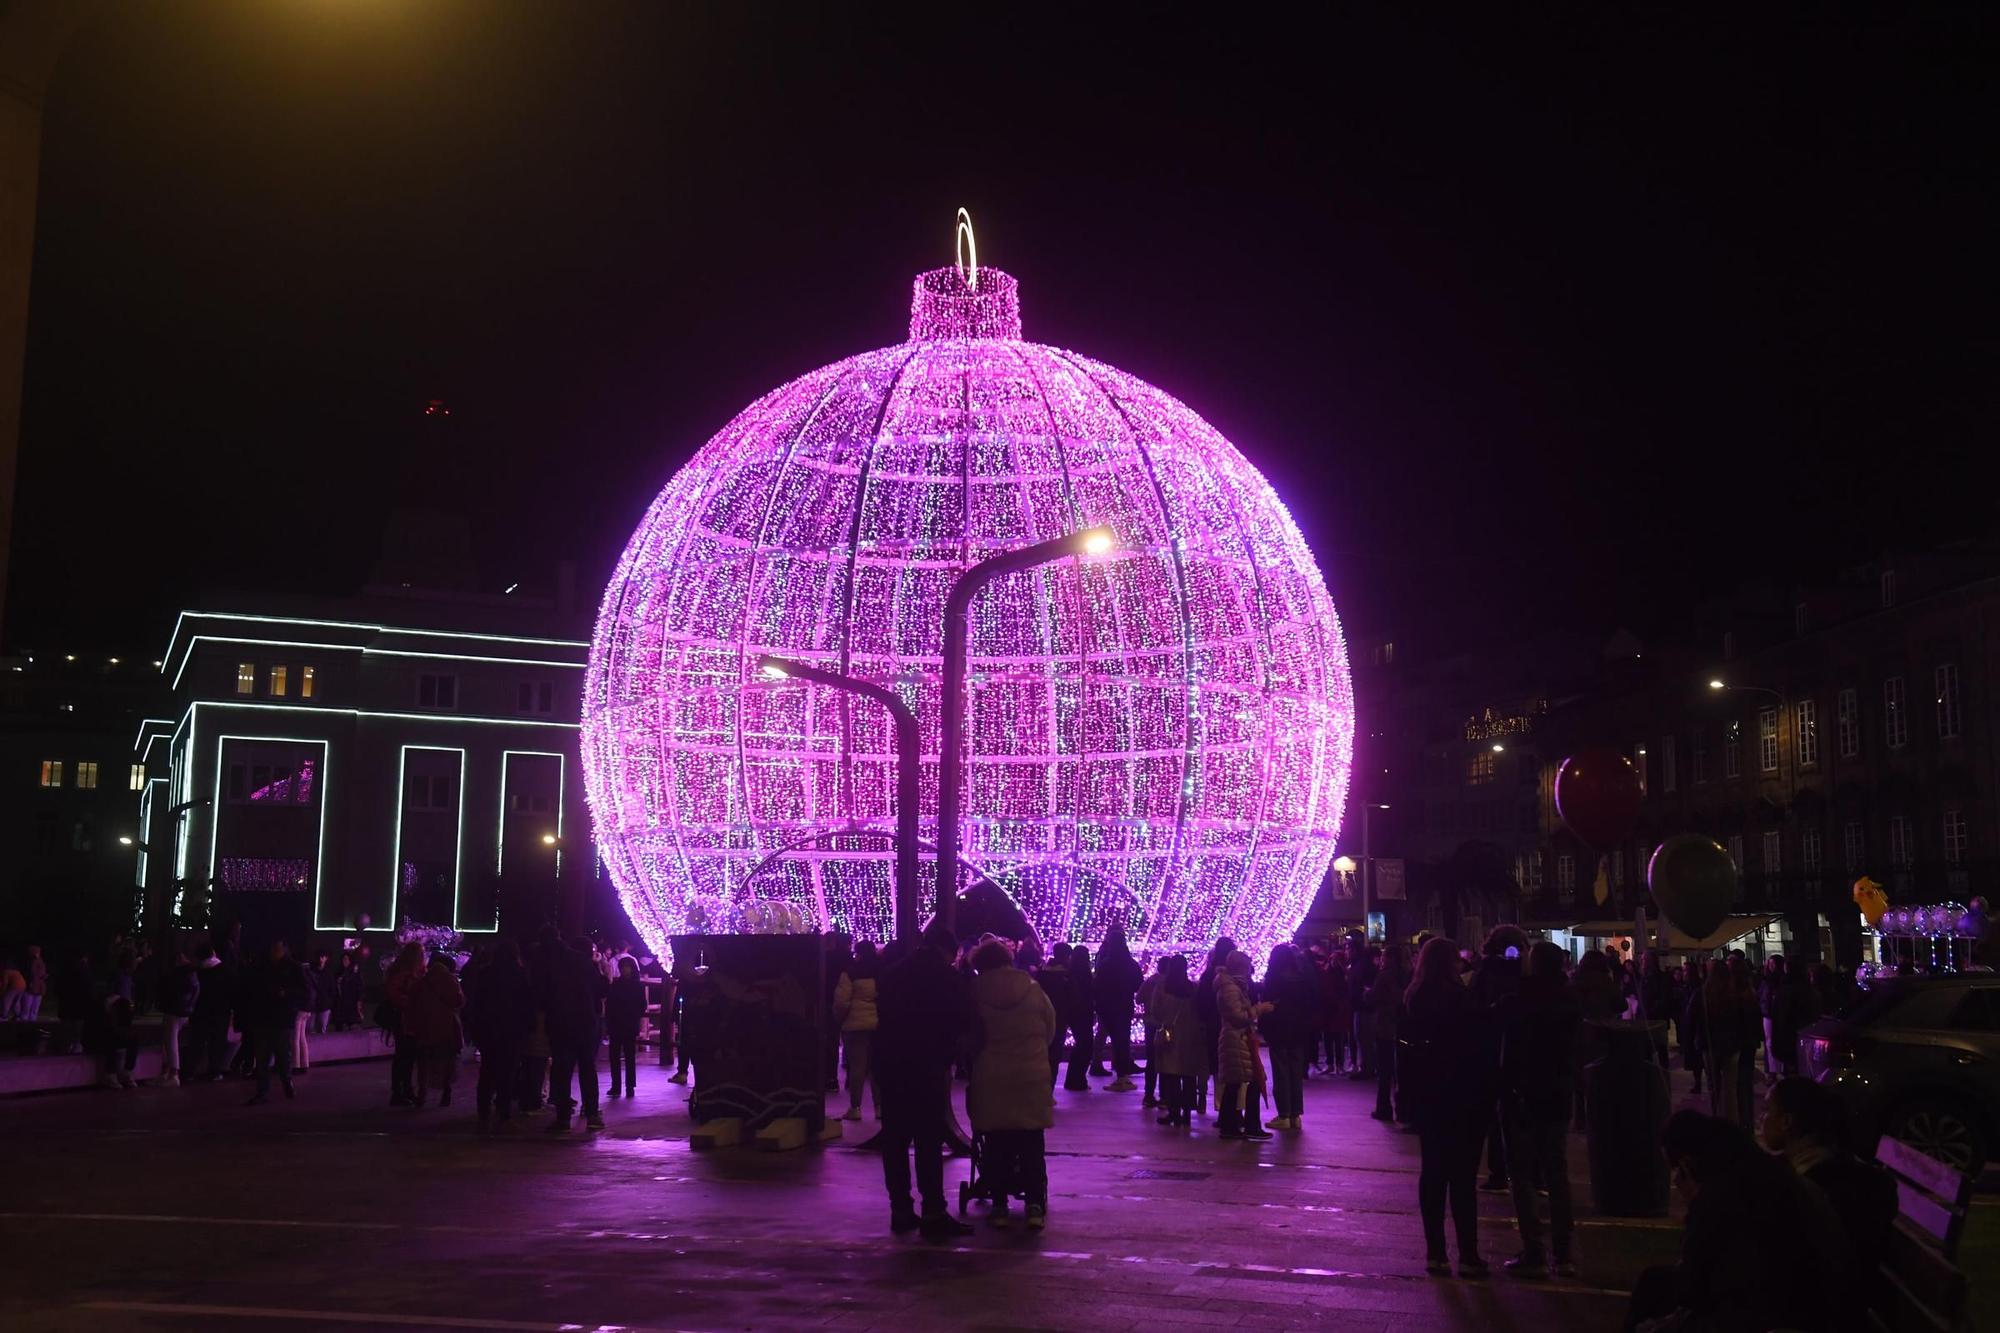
(206, 732), (332, 927)
(495, 749), (567, 927)
(388, 744), (471, 935)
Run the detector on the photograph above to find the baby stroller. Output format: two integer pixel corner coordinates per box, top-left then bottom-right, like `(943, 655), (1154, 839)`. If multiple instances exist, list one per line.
(957, 1131), (1025, 1216)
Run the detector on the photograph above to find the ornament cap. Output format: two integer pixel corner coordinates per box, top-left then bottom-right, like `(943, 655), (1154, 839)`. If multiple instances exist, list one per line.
(910, 265), (1021, 341)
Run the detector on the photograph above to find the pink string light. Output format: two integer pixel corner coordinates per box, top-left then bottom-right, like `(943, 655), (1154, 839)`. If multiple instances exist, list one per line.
(583, 260), (1353, 965)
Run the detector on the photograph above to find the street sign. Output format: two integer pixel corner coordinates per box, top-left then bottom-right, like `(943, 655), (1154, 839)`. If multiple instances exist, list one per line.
(1374, 858), (1406, 901)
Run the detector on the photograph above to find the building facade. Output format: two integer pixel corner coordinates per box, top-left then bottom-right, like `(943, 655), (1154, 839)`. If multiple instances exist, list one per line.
(142, 596), (592, 947)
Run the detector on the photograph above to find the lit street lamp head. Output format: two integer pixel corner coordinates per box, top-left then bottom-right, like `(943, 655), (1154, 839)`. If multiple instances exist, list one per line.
(1709, 679), (1726, 690)
(1332, 855), (1356, 875)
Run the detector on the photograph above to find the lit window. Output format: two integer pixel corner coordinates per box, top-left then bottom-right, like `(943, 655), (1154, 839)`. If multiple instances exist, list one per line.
(1801, 826), (1822, 874)
(1465, 751), (1495, 786)
(129, 763), (146, 791)
(1723, 722), (1741, 779)
(269, 665), (288, 697)
(1843, 821), (1864, 872)
(1837, 688), (1859, 758)
(39, 760), (64, 788)
(301, 665), (316, 699)
(1935, 663), (1961, 739)
(75, 761), (99, 790)
(1944, 809), (1967, 866)
(419, 674), (457, 709)
(1758, 708), (1779, 773)
(1660, 736), (1676, 793)
(1762, 830), (1781, 876)
(1889, 814), (1912, 868)
(236, 662), (256, 695)
(1794, 699), (1818, 768)
(1883, 677), (1908, 749)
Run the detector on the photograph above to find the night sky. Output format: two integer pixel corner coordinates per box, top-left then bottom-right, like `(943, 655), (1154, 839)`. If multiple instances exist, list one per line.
(11, 4), (1994, 656)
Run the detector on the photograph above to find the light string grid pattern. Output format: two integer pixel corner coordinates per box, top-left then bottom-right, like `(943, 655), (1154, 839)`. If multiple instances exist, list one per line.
(583, 266), (1353, 965)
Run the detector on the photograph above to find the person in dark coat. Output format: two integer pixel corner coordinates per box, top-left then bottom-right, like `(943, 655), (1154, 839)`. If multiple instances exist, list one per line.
(606, 955), (645, 1099)
(308, 950), (337, 1034)
(332, 952), (363, 1030)
(465, 941), (535, 1126)
(874, 922), (974, 1240)
(1625, 1111), (1840, 1333)
(1093, 926), (1144, 1091)
(1498, 940), (1580, 1278)
(543, 936), (608, 1132)
(241, 940), (309, 1105)
(1470, 926), (1525, 1192)
(1065, 946), (1099, 1083)
(1192, 936), (1236, 1114)
(1368, 945), (1410, 1122)
(1035, 946), (1079, 1090)
(185, 947), (232, 1079)
(1400, 936), (1495, 1278)
(1762, 1077), (1897, 1319)
(1259, 943), (1319, 1131)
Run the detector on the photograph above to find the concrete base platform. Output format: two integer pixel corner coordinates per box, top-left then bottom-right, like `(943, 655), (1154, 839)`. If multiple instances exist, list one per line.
(0, 1026), (390, 1097)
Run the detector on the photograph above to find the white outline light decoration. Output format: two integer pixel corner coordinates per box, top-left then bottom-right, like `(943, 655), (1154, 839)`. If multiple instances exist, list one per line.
(582, 243), (1354, 964)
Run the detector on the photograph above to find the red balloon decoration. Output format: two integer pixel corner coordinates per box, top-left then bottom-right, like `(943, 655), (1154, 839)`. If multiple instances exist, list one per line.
(1555, 749), (1644, 847)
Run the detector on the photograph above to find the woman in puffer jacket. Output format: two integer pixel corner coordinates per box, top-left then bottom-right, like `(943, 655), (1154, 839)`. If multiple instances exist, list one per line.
(1214, 951), (1273, 1141)
(832, 941), (881, 1122)
(967, 939), (1059, 1230)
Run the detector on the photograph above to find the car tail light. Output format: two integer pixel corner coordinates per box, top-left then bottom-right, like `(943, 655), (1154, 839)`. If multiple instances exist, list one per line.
(1813, 1034), (1857, 1068)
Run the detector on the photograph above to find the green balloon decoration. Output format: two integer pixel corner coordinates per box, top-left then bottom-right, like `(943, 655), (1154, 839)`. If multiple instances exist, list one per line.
(1647, 834), (1740, 941)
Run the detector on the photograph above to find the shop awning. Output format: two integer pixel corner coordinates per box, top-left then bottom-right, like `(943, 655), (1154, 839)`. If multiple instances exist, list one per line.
(1532, 913), (1781, 954)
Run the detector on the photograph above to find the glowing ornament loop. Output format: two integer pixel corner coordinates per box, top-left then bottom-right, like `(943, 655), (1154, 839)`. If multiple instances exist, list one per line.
(954, 207), (978, 291)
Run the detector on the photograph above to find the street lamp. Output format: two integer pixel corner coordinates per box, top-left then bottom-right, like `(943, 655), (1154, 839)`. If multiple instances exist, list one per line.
(934, 527), (1115, 931)
(1338, 801), (1392, 924)
(118, 835), (133, 846)
(757, 653), (925, 941)
(541, 833), (558, 847)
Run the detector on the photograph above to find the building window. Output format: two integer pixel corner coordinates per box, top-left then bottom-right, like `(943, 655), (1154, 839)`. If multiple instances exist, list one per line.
(1523, 850), (1543, 893)
(1883, 677), (1908, 749)
(269, 664), (288, 697)
(236, 662), (256, 695)
(1556, 854), (1575, 893)
(1758, 708), (1779, 773)
(301, 665), (316, 699)
(405, 771), (457, 811)
(1944, 809), (1967, 866)
(1661, 736), (1677, 793)
(1843, 821), (1864, 873)
(1465, 751), (1495, 786)
(1880, 569), (1896, 607)
(1889, 815), (1913, 869)
(128, 763), (146, 791)
(1795, 699), (1818, 768)
(518, 681), (556, 715)
(1801, 826), (1823, 874)
(75, 761), (98, 790)
(1935, 663), (1961, 739)
(1794, 602), (1808, 635)
(1724, 721), (1742, 779)
(1727, 834), (1743, 869)
(1692, 731), (1709, 785)
(418, 674), (458, 710)
(1373, 642), (1395, 666)
(1762, 830), (1782, 876)
(1837, 688), (1859, 758)
(38, 759), (63, 788)
(1633, 744), (1648, 797)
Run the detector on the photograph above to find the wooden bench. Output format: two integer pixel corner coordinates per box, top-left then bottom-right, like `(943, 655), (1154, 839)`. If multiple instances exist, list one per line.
(1868, 1136), (1972, 1333)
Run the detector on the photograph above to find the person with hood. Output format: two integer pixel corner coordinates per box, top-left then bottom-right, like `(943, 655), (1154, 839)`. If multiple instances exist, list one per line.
(1034, 945), (1079, 1089)
(1369, 945), (1411, 1122)
(154, 950), (201, 1087)
(1144, 955), (1198, 1126)
(465, 940), (535, 1126)
(242, 940), (309, 1105)
(1093, 925), (1144, 1092)
(605, 955), (645, 1099)
(382, 941), (428, 1106)
(404, 952), (467, 1107)
(874, 922), (974, 1240)
(1260, 943), (1319, 1131)
(1498, 940), (1581, 1279)
(967, 939), (1059, 1230)
(544, 936), (609, 1132)
(1192, 937), (1236, 1116)
(1401, 936), (1494, 1278)
(1214, 950), (1272, 1141)
(832, 940), (881, 1120)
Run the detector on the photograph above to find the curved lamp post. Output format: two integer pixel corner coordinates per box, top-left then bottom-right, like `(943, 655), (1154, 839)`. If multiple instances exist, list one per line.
(935, 527), (1114, 932)
(757, 654), (924, 942)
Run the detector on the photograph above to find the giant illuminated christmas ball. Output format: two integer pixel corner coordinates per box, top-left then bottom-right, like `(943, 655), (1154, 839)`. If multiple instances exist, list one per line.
(583, 248), (1354, 964)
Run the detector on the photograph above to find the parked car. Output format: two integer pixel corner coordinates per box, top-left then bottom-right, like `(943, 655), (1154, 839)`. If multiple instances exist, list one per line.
(1798, 974), (2000, 1176)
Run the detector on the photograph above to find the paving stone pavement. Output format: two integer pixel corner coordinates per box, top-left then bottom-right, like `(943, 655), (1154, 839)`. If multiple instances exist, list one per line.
(0, 1056), (1753, 1332)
